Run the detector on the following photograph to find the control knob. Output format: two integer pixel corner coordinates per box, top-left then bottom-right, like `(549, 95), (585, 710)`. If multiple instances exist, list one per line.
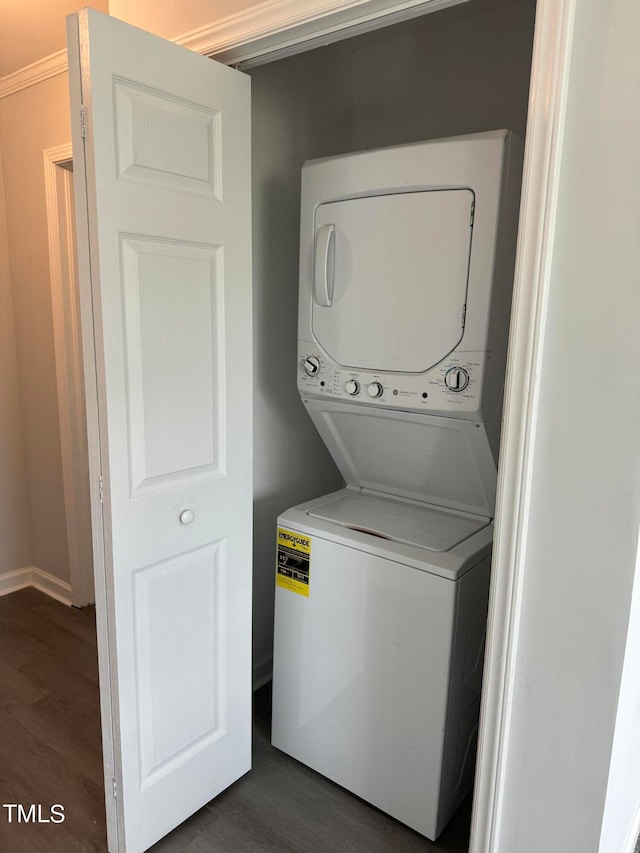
(345, 380), (360, 396)
(303, 356), (320, 376)
(444, 367), (470, 392)
(367, 381), (384, 398)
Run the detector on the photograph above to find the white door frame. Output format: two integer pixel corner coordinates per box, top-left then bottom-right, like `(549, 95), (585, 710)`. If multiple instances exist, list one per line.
(43, 144), (95, 607)
(467, 1), (577, 850)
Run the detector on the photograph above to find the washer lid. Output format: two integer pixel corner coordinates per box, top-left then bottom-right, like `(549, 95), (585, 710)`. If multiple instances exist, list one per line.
(307, 491), (489, 553)
(312, 189), (473, 373)
(304, 399), (498, 517)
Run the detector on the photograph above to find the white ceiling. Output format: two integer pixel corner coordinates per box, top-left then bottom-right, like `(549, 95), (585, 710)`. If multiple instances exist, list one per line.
(0, 0), (109, 78)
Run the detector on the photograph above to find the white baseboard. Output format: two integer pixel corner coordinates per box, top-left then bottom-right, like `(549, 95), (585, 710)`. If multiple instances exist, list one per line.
(0, 567), (33, 597)
(30, 567), (73, 606)
(0, 566), (72, 607)
(253, 652), (273, 691)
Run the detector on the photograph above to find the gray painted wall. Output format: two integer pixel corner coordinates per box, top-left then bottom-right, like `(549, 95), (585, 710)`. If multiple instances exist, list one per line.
(0, 74), (73, 584)
(249, 46), (353, 682)
(248, 0), (536, 677)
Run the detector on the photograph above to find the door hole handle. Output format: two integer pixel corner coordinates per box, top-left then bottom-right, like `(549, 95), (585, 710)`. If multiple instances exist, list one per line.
(314, 224), (335, 307)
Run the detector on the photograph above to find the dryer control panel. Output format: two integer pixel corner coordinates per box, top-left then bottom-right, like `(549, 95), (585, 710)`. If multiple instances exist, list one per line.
(297, 340), (487, 418)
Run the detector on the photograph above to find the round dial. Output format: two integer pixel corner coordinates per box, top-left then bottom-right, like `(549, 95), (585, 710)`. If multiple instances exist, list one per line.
(345, 379), (360, 396)
(367, 381), (384, 398)
(444, 366), (470, 392)
(303, 356), (320, 376)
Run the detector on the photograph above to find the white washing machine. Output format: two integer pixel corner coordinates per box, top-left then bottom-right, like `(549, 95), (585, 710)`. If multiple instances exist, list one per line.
(271, 131), (523, 840)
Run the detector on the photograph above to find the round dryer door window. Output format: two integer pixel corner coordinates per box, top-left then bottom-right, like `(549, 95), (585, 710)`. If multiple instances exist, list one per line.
(311, 189), (473, 374)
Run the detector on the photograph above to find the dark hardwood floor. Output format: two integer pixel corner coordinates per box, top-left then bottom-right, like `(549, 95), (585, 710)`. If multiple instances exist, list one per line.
(0, 587), (106, 852)
(152, 684), (472, 853)
(0, 588), (472, 852)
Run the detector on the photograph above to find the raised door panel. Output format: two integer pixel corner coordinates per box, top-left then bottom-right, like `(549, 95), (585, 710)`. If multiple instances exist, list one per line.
(121, 236), (224, 493)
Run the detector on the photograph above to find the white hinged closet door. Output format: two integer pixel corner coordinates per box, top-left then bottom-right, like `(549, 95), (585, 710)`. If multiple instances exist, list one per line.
(67, 10), (252, 852)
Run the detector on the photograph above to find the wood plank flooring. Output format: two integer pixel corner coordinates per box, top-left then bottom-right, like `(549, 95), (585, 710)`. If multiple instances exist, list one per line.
(152, 684), (472, 853)
(0, 587), (106, 852)
(0, 588), (472, 852)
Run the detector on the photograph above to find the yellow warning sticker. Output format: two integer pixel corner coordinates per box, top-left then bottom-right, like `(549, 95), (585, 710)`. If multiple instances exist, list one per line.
(276, 527), (311, 597)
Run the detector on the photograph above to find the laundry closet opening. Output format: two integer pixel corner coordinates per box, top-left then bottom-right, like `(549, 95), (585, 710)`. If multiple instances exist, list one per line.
(246, 0), (536, 700)
(39, 2), (538, 848)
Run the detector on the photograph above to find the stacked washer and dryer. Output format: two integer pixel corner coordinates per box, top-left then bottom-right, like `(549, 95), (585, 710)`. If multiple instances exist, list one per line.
(271, 130), (523, 840)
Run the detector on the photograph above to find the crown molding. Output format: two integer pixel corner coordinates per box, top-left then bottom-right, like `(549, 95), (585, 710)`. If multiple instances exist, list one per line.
(174, 0), (464, 67)
(0, 0), (463, 98)
(0, 49), (67, 99)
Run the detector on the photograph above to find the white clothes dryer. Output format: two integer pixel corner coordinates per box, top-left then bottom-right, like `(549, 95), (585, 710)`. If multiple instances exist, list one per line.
(271, 131), (523, 840)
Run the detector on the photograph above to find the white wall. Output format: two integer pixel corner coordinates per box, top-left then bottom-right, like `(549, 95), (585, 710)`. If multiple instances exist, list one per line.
(0, 125), (31, 577)
(489, 1), (640, 850)
(0, 0), (109, 591)
(0, 73), (73, 583)
(0, 0), (108, 77)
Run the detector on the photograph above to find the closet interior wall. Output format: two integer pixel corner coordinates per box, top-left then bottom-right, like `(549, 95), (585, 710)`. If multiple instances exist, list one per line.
(248, 0), (536, 678)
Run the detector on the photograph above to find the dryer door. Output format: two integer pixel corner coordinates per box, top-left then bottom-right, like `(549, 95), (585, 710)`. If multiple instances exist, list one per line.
(312, 189), (473, 373)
